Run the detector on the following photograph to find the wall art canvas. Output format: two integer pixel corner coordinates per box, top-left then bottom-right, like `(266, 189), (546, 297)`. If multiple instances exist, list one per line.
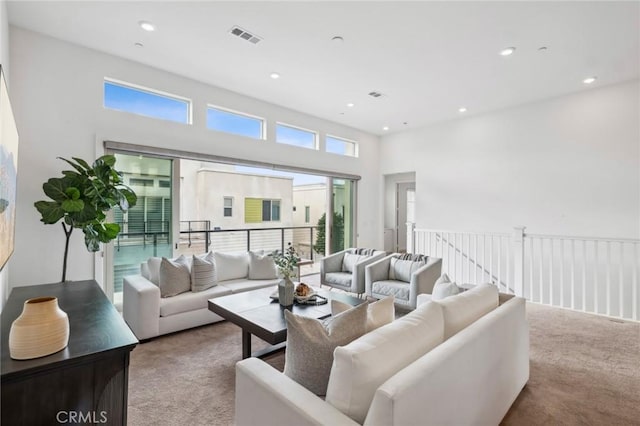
(0, 65), (19, 271)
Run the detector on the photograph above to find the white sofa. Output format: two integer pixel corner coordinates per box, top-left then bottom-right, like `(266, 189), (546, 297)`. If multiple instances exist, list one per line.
(123, 251), (280, 340)
(235, 285), (529, 426)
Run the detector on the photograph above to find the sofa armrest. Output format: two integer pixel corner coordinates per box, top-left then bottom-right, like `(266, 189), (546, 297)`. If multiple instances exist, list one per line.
(123, 275), (160, 340)
(409, 258), (442, 306)
(365, 255), (394, 296)
(236, 358), (358, 426)
(321, 249), (349, 279)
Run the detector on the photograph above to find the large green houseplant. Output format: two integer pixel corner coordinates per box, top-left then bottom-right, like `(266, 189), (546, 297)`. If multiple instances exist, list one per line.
(34, 155), (137, 282)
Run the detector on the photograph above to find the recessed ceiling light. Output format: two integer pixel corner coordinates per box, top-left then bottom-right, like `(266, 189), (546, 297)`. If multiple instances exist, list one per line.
(382, 126), (389, 131)
(458, 107), (467, 113)
(134, 42), (144, 48)
(538, 46), (548, 52)
(331, 36), (344, 43)
(270, 72), (280, 79)
(583, 76), (597, 84)
(139, 21), (155, 32)
(346, 103), (354, 108)
(500, 47), (516, 56)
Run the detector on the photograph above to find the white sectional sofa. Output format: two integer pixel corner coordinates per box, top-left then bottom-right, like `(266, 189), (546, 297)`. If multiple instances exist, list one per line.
(235, 285), (529, 426)
(123, 251), (280, 340)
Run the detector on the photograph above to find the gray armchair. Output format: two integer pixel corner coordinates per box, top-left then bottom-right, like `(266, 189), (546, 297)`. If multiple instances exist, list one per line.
(365, 254), (442, 310)
(320, 248), (387, 295)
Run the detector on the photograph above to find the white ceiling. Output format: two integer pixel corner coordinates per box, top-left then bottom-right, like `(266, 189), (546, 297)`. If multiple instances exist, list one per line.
(7, 1), (640, 135)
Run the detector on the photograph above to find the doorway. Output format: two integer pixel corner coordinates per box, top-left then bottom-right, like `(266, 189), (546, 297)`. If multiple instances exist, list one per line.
(396, 182), (415, 253)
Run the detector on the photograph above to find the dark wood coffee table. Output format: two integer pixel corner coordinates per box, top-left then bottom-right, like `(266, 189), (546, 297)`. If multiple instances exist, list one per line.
(208, 286), (364, 359)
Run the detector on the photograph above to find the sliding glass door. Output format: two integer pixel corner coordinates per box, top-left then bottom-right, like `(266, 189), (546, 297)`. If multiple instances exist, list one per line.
(109, 154), (174, 308)
(330, 178), (355, 253)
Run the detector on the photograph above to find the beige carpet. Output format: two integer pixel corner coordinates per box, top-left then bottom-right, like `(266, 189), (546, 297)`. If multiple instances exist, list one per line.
(128, 302), (639, 426)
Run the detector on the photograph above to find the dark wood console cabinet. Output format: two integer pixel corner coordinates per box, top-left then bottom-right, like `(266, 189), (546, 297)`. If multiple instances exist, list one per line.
(1, 280), (138, 425)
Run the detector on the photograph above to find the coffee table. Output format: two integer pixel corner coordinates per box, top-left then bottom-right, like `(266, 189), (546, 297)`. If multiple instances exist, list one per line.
(208, 286), (364, 359)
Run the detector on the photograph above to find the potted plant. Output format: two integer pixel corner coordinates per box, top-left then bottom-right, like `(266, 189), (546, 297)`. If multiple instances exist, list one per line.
(34, 155), (137, 282)
(271, 243), (300, 306)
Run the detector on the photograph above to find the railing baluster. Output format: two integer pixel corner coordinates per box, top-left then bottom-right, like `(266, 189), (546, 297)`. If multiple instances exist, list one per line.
(582, 240), (586, 312)
(570, 239), (575, 310)
(539, 238), (544, 304)
(619, 242), (624, 318)
(633, 243), (638, 321)
(606, 241), (611, 317)
(489, 236), (494, 286)
(594, 242), (599, 314)
(474, 234), (478, 284)
(528, 238), (533, 301)
(453, 233), (457, 279)
(549, 239), (554, 306)
(560, 239), (565, 308)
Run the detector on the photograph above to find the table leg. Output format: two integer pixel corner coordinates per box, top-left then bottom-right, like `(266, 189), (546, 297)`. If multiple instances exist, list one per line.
(242, 330), (251, 359)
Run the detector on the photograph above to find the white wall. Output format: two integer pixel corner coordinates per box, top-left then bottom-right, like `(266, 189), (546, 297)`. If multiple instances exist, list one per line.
(0, 0), (9, 308)
(9, 27), (381, 287)
(380, 80), (640, 240)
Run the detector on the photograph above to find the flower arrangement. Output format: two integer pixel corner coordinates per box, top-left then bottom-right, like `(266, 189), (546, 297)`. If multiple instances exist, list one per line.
(271, 243), (301, 280)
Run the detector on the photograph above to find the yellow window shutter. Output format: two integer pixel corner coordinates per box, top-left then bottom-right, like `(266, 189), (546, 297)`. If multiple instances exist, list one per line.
(244, 198), (262, 223)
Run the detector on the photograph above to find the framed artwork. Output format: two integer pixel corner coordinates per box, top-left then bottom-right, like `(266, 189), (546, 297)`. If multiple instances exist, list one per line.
(0, 65), (19, 271)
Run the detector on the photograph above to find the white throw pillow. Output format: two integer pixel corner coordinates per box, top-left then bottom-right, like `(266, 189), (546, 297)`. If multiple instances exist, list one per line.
(342, 253), (365, 273)
(331, 296), (395, 333)
(325, 301), (445, 424)
(159, 255), (191, 298)
(191, 252), (216, 292)
(389, 257), (425, 282)
(435, 283), (498, 339)
(431, 273), (460, 301)
(213, 251), (249, 282)
(248, 251), (278, 279)
(146, 257), (162, 285)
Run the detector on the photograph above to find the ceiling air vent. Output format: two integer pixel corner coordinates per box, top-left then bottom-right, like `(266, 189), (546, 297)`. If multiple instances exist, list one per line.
(368, 91), (383, 98)
(229, 26), (262, 44)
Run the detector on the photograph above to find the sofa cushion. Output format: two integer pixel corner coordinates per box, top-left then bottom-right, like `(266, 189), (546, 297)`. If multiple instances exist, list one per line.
(332, 296), (395, 333)
(435, 283), (498, 339)
(342, 253), (365, 273)
(248, 251), (278, 280)
(284, 302), (368, 396)
(432, 273), (460, 301)
(324, 272), (352, 288)
(218, 278), (280, 293)
(371, 280), (410, 301)
(326, 301), (444, 423)
(214, 251), (249, 282)
(159, 285), (233, 317)
(147, 257), (162, 285)
(191, 252), (216, 292)
(388, 257), (425, 282)
(159, 256), (192, 298)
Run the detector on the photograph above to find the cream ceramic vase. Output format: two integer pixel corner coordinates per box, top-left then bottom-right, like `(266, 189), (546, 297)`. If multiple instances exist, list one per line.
(9, 296), (70, 360)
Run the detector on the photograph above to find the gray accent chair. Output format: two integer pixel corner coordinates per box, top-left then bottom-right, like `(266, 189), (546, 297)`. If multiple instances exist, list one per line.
(320, 248), (387, 295)
(365, 254), (442, 310)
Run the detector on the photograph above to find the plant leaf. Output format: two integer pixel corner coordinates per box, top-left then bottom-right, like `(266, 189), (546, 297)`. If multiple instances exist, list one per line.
(65, 187), (81, 200)
(62, 198), (84, 212)
(34, 200), (65, 224)
(71, 157), (91, 170)
(58, 157), (88, 175)
(43, 178), (69, 202)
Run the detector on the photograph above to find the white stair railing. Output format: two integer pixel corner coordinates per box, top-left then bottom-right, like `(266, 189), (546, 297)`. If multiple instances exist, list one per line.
(409, 223), (639, 322)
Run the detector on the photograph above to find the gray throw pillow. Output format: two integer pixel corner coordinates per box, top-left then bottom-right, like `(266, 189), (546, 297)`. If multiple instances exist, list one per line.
(342, 253), (365, 273)
(159, 255), (191, 298)
(284, 302), (368, 396)
(191, 252), (216, 292)
(389, 257), (425, 282)
(248, 251), (278, 279)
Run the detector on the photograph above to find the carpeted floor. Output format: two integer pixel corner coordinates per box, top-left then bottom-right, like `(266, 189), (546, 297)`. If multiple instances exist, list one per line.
(128, 301), (639, 426)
